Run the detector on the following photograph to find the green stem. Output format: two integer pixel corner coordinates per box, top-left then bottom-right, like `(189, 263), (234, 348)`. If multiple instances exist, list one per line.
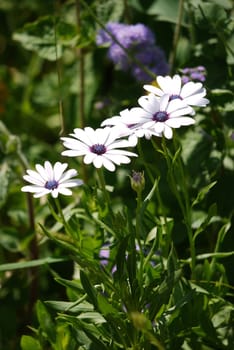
(134, 187), (148, 295)
(75, 0), (85, 129)
(169, 0), (184, 73)
(96, 168), (113, 218)
(123, 0), (132, 23)
(53, 4), (65, 136)
(75, 0), (88, 182)
(17, 140), (39, 321)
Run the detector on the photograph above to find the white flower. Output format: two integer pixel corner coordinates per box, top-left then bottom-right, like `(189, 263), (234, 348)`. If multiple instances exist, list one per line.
(61, 126), (138, 172)
(21, 161), (83, 198)
(143, 74), (209, 114)
(101, 108), (161, 144)
(131, 93), (195, 139)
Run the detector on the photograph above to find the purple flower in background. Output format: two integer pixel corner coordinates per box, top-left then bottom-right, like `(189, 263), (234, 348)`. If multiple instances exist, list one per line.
(96, 22), (169, 82)
(180, 66), (207, 84)
(99, 244), (110, 267)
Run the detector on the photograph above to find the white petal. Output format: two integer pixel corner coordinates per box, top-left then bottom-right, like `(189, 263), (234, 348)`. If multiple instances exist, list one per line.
(33, 189), (51, 198)
(166, 99), (188, 113)
(93, 156), (104, 169)
(54, 162), (68, 181)
(143, 84), (163, 96)
(138, 94), (160, 114)
(61, 137), (89, 151)
(105, 154), (130, 165)
(159, 94), (170, 111)
(62, 149), (87, 157)
(21, 185), (44, 193)
(83, 153), (96, 165)
(170, 106), (194, 118)
(59, 179), (83, 188)
(58, 188), (73, 196)
(59, 169), (78, 183)
(106, 149), (138, 157)
(101, 158), (115, 171)
(51, 189), (59, 198)
(181, 82), (203, 98)
(44, 161), (54, 180)
(157, 75), (174, 94)
(171, 75), (182, 94)
(154, 122), (165, 133)
(128, 134), (138, 147)
(23, 174), (44, 186)
(73, 127), (96, 146)
(166, 117), (195, 128)
(184, 95), (209, 106)
(35, 164), (49, 181)
(163, 125), (173, 139)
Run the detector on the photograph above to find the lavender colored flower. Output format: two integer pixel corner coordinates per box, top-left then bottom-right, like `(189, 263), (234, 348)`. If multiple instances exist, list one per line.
(96, 22), (169, 82)
(180, 66), (207, 84)
(99, 244), (110, 267)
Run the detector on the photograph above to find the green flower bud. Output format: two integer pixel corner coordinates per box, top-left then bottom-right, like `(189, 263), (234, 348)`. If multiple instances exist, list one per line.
(130, 170), (145, 193)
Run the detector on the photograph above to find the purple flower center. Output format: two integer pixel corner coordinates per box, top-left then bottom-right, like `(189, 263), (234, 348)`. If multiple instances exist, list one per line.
(153, 111), (168, 122)
(169, 94), (182, 101)
(45, 180), (58, 190)
(90, 144), (106, 155)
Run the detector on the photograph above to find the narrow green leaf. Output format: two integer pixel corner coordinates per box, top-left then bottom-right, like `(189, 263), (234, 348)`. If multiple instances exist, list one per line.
(0, 257), (69, 272)
(36, 300), (56, 345)
(192, 181), (217, 207)
(45, 300), (93, 314)
(80, 270), (98, 308)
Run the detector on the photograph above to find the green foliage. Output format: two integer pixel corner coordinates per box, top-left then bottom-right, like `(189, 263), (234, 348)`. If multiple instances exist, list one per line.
(0, 0), (233, 349)
(13, 16), (78, 61)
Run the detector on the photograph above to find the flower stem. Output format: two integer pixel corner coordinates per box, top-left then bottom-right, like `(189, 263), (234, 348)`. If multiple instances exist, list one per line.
(160, 136), (196, 279)
(169, 0), (184, 73)
(17, 140), (38, 321)
(135, 188), (144, 287)
(96, 168), (113, 217)
(75, 0), (88, 182)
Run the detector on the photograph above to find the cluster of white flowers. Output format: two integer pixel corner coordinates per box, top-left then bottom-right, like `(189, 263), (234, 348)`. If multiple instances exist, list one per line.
(21, 74), (209, 198)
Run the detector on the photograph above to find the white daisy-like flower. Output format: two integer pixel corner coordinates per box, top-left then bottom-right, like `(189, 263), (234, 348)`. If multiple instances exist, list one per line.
(21, 161), (83, 198)
(143, 74), (209, 115)
(131, 93), (195, 139)
(61, 126), (138, 172)
(101, 108), (162, 144)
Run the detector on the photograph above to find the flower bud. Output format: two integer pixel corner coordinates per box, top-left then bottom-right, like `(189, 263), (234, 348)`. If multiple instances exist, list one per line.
(130, 170), (145, 193)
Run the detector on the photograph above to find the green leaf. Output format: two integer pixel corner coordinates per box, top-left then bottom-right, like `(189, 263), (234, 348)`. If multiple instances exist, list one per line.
(97, 293), (118, 317)
(36, 300), (56, 345)
(58, 314), (109, 350)
(45, 300), (93, 314)
(0, 163), (10, 208)
(80, 270), (98, 308)
(0, 257), (69, 272)
(55, 276), (84, 295)
(20, 335), (41, 350)
(193, 2), (228, 29)
(147, 0), (184, 24)
(192, 181), (217, 207)
(78, 312), (106, 324)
